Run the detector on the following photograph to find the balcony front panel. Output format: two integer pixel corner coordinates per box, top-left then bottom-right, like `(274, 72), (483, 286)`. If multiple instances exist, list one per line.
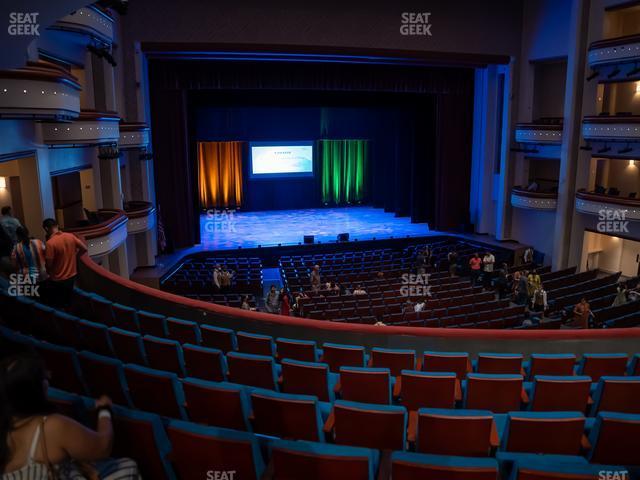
(40, 111), (120, 146)
(65, 210), (128, 258)
(50, 6), (114, 45)
(514, 124), (563, 144)
(575, 191), (640, 222)
(511, 188), (558, 211)
(583, 115), (640, 141)
(588, 34), (640, 68)
(125, 201), (156, 234)
(119, 123), (150, 149)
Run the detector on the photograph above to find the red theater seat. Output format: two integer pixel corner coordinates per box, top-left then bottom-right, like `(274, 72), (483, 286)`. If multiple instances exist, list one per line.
(182, 378), (249, 430)
(166, 317), (200, 345)
(391, 452), (499, 480)
(422, 351), (470, 380)
(237, 331), (275, 356)
(465, 374), (524, 413)
(526, 354), (577, 379)
(369, 347), (416, 376)
(200, 324), (237, 352)
(475, 353), (524, 375)
(577, 354), (628, 382)
(501, 412), (586, 455)
(321, 343), (366, 372)
(280, 359), (336, 402)
(226, 352), (278, 390)
(182, 343), (226, 382)
(276, 337), (318, 362)
(395, 371), (458, 411)
(338, 367), (391, 405)
(528, 376), (591, 412)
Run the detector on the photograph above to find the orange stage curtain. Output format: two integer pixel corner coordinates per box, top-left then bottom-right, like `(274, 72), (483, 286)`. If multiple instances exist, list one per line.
(198, 141), (244, 209)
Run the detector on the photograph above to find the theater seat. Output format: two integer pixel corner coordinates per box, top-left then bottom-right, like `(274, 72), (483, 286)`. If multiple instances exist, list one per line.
(226, 351), (278, 390)
(410, 408), (497, 457)
(276, 337), (319, 362)
(391, 452), (499, 480)
(78, 351), (131, 407)
(53, 311), (83, 350)
(137, 311), (167, 338)
(109, 327), (148, 366)
(326, 400), (407, 451)
(588, 412), (640, 465)
(525, 354), (576, 380)
(182, 343), (226, 382)
(369, 347), (416, 376)
(182, 377), (250, 430)
(576, 353), (628, 382)
(89, 295), (114, 326)
(200, 324), (237, 352)
(628, 354), (640, 376)
(321, 343), (366, 372)
(280, 359), (338, 402)
(269, 439), (378, 480)
(35, 342), (86, 395)
(395, 371), (458, 411)
(508, 458), (627, 480)
(142, 335), (186, 377)
(500, 412), (585, 455)
(111, 405), (176, 480)
(249, 389), (325, 441)
(237, 331), (275, 356)
(338, 366), (391, 405)
(422, 351), (470, 379)
(590, 376), (640, 415)
(111, 303), (139, 332)
(475, 353), (524, 375)
(528, 375), (591, 412)
(465, 374), (524, 413)
(124, 364), (186, 419)
(77, 319), (115, 358)
(167, 421), (265, 480)
(166, 317), (201, 345)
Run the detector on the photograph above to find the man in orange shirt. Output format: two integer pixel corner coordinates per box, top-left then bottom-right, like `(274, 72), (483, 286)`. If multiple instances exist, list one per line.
(42, 218), (87, 308)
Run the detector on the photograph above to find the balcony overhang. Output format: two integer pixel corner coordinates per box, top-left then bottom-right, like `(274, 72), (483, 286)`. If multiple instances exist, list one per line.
(515, 123), (563, 145)
(125, 201), (156, 234)
(48, 6), (114, 46)
(65, 210), (128, 258)
(511, 187), (558, 211)
(588, 34), (640, 80)
(0, 61), (81, 120)
(40, 110), (120, 146)
(119, 122), (150, 149)
(575, 190), (640, 222)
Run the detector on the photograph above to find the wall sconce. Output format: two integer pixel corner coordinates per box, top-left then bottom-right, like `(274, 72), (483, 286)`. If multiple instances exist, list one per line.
(630, 160), (636, 167)
(0, 177), (6, 189)
(636, 82), (640, 94)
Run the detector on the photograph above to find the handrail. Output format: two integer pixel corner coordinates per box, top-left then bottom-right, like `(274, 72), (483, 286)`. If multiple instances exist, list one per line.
(576, 189), (640, 208)
(0, 60), (81, 89)
(512, 187), (558, 199)
(65, 209), (127, 239)
(515, 123), (562, 130)
(78, 253), (640, 342)
(119, 122), (149, 131)
(583, 115), (640, 124)
(124, 201), (155, 219)
(589, 33), (640, 51)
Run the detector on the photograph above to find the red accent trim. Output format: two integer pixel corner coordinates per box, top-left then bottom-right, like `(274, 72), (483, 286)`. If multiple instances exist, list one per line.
(79, 255), (640, 341)
(576, 189), (640, 208)
(65, 210), (127, 239)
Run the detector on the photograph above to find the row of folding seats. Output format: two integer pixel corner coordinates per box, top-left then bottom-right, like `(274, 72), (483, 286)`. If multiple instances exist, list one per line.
(548, 272), (620, 301)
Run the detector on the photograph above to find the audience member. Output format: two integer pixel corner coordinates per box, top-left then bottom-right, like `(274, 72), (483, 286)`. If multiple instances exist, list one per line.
(42, 218), (87, 309)
(414, 297), (426, 313)
(570, 297), (591, 329)
(482, 251), (495, 289)
(0, 226), (13, 276)
(612, 283), (628, 307)
(11, 227), (47, 284)
(515, 271), (529, 305)
(264, 285), (280, 313)
(468, 253), (482, 285)
(0, 206), (22, 245)
(212, 264), (222, 292)
(279, 289), (291, 316)
(220, 266), (234, 292)
(531, 283), (548, 313)
(447, 250), (458, 277)
(0, 353), (139, 479)
(353, 285), (367, 295)
(240, 295), (251, 310)
(310, 265), (321, 292)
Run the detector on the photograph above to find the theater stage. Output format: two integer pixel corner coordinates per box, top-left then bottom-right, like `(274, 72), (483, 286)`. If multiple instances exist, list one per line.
(199, 206), (431, 250)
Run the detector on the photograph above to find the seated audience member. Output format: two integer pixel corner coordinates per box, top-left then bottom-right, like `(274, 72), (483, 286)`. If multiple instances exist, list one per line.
(310, 265), (321, 292)
(212, 264), (222, 292)
(523, 247), (534, 265)
(570, 297), (591, 329)
(11, 227), (47, 284)
(0, 353), (139, 479)
(376, 271), (385, 280)
(42, 218), (87, 309)
(612, 283), (628, 307)
(220, 267), (234, 292)
(353, 285), (367, 295)
(241, 295), (252, 310)
(526, 181), (539, 192)
(414, 297), (426, 313)
(264, 285), (280, 313)
(0, 206), (23, 245)
(494, 267), (509, 299)
(403, 299), (414, 313)
(468, 253), (482, 285)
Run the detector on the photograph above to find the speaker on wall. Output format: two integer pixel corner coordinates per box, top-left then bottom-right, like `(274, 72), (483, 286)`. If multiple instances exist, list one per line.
(304, 235), (315, 244)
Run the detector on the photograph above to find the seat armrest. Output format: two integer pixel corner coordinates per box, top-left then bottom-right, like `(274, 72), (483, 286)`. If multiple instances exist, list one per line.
(520, 388), (529, 404)
(323, 411), (335, 434)
(454, 379), (462, 402)
(581, 434), (591, 453)
(260, 457), (275, 480)
(375, 450), (393, 480)
(393, 377), (402, 397)
(587, 395), (594, 405)
(333, 381), (341, 394)
(277, 375), (283, 386)
(407, 411), (418, 444)
(490, 419), (500, 449)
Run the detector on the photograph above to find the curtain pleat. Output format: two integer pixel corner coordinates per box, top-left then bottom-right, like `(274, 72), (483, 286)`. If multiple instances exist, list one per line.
(198, 141), (244, 209)
(320, 139), (368, 205)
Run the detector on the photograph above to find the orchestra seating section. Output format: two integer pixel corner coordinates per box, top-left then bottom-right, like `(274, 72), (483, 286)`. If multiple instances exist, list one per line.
(161, 257), (263, 295)
(2, 287), (639, 479)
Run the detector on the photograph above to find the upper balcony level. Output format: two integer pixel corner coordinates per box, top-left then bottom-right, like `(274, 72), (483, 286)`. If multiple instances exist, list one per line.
(124, 201), (156, 234)
(49, 6), (115, 46)
(65, 209), (128, 258)
(514, 118), (563, 145)
(588, 34), (640, 81)
(511, 186), (558, 211)
(582, 115), (640, 157)
(0, 61), (81, 120)
(40, 110), (120, 146)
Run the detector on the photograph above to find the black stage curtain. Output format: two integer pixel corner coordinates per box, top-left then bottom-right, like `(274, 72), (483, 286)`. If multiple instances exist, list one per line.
(148, 59), (473, 248)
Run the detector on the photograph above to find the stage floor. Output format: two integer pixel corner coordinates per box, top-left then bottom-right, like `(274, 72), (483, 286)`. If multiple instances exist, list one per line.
(199, 207), (431, 250)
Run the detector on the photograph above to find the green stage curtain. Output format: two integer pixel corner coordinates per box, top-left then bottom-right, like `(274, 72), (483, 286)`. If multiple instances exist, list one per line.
(198, 141), (243, 209)
(320, 139), (368, 205)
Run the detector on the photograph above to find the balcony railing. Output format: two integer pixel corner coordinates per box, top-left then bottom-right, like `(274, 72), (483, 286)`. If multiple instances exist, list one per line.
(40, 110), (120, 146)
(588, 34), (640, 71)
(119, 122), (150, 149)
(0, 60), (81, 120)
(511, 187), (558, 211)
(49, 6), (114, 45)
(583, 115), (640, 141)
(124, 201), (156, 234)
(575, 189), (640, 221)
(514, 122), (563, 144)
(65, 209), (128, 257)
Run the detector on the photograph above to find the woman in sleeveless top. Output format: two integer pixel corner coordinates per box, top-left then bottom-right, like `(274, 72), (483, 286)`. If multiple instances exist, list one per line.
(0, 353), (139, 479)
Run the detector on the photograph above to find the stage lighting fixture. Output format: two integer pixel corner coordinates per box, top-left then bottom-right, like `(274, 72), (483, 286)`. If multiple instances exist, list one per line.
(607, 67), (620, 79)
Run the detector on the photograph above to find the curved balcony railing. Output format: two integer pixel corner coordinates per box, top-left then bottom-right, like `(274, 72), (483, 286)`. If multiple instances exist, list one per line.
(511, 187), (558, 211)
(65, 209), (128, 257)
(49, 6), (114, 45)
(575, 189), (640, 221)
(119, 122), (150, 149)
(40, 110), (120, 146)
(588, 33), (640, 70)
(583, 115), (640, 142)
(514, 123), (563, 144)
(0, 60), (81, 120)
(124, 201), (156, 234)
